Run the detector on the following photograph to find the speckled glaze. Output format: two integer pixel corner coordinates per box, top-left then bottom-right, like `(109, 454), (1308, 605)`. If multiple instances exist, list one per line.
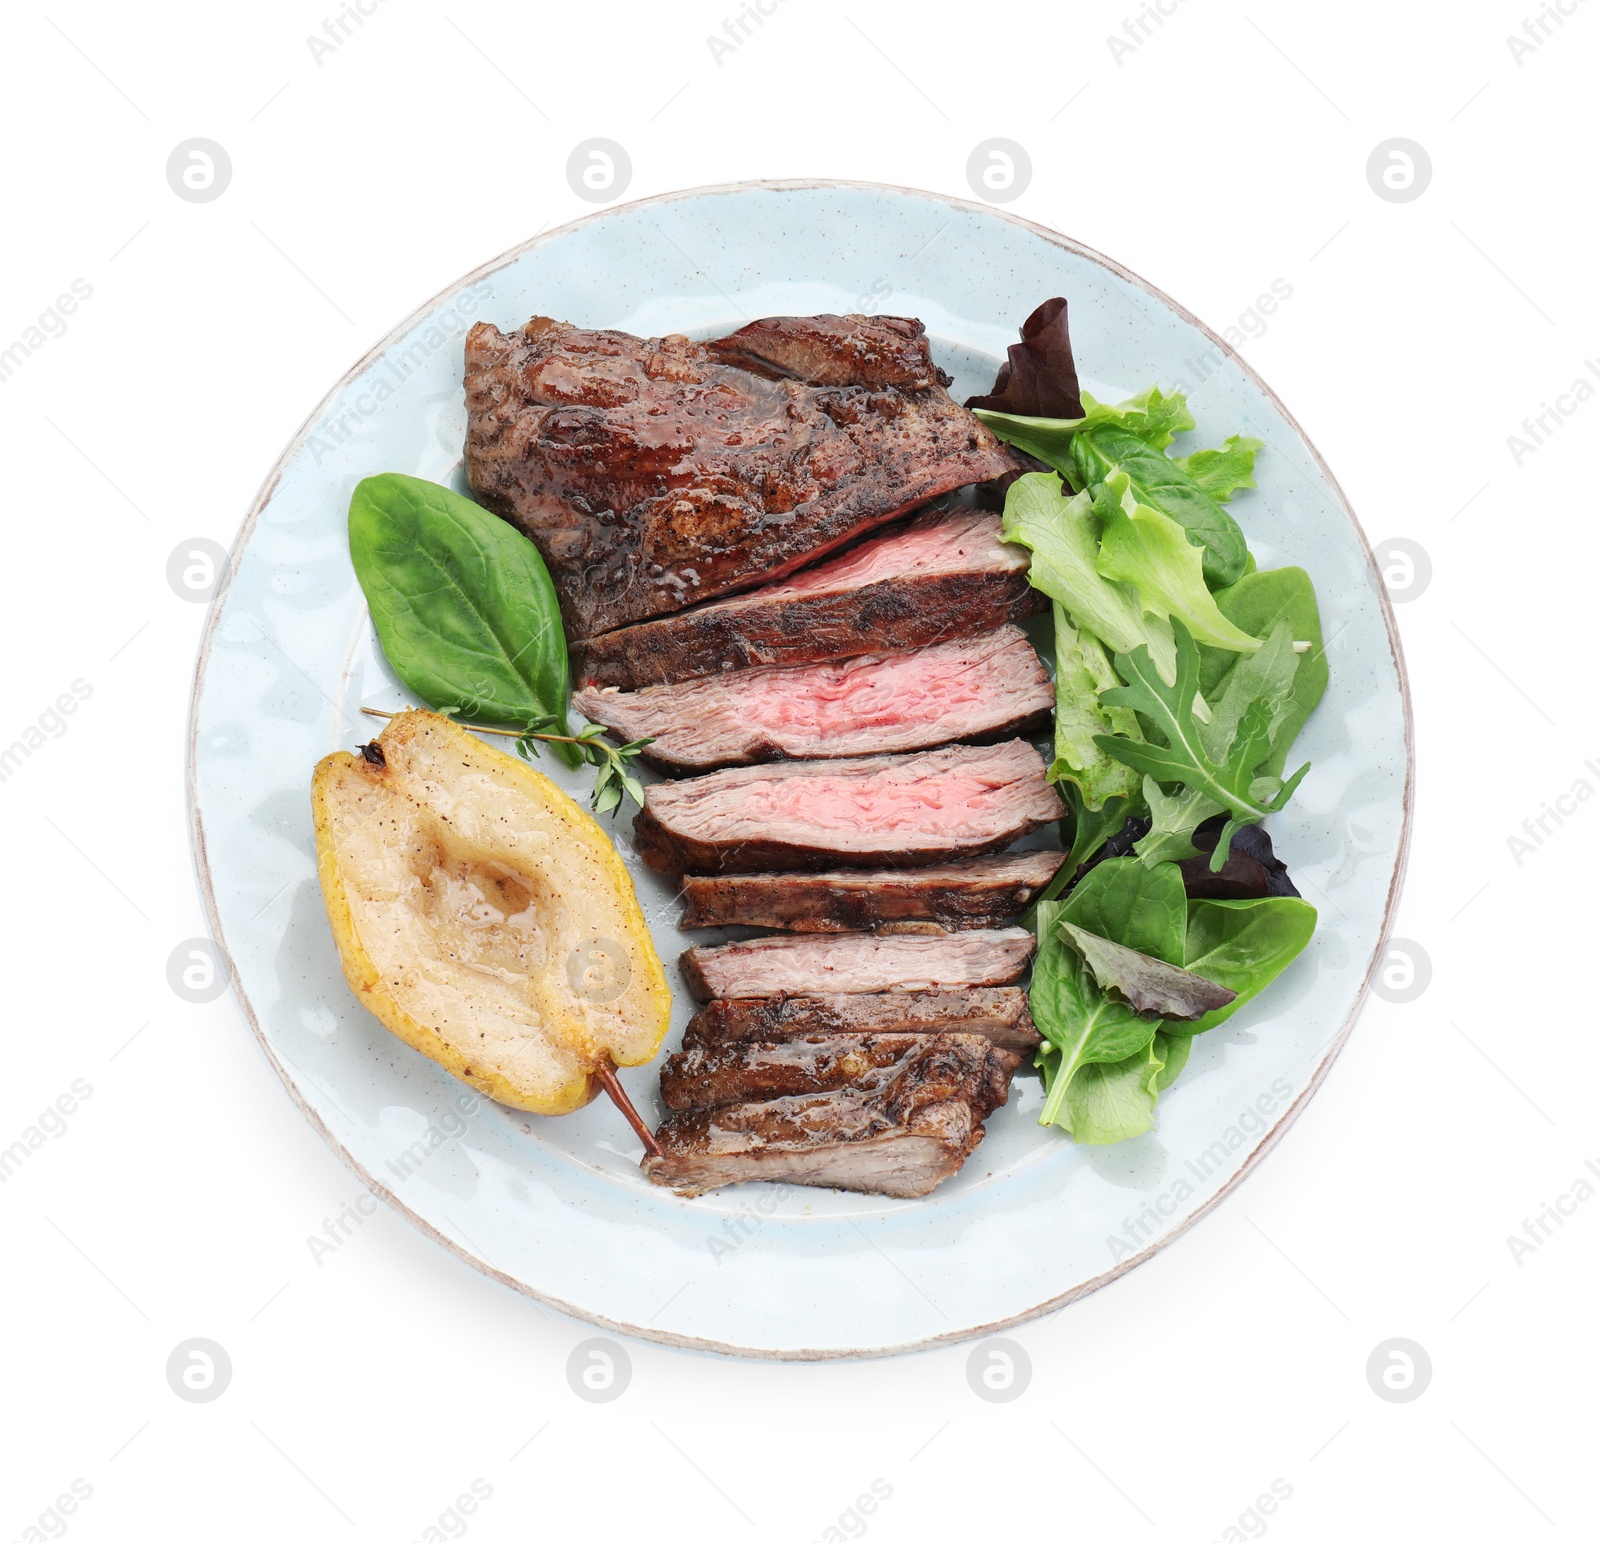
(187, 181), (1412, 1360)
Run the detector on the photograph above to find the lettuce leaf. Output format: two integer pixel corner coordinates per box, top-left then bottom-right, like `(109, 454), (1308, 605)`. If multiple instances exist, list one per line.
(1049, 603), (1142, 809)
(1044, 1028), (1192, 1145)
(1175, 435), (1263, 503)
(1058, 922), (1238, 1020)
(1093, 475), (1262, 655)
(1001, 473), (1178, 683)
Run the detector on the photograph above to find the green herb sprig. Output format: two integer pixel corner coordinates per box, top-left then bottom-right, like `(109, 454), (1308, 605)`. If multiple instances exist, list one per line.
(360, 707), (653, 815)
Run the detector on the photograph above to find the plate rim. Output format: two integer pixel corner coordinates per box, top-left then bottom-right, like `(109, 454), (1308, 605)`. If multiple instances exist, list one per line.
(185, 176), (1416, 1361)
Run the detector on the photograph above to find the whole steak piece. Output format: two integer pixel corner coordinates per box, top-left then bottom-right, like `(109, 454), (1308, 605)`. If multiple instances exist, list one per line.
(463, 313), (1020, 639)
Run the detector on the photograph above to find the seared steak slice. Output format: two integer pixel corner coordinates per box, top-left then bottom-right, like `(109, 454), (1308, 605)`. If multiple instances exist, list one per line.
(680, 926), (1035, 1001)
(633, 740), (1064, 875)
(571, 504), (1037, 690)
(643, 1036), (1014, 1197)
(464, 314), (1018, 639)
(679, 851), (1064, 932)
(685, 989), (1042, 1051)
(660, 1031), (1021, 1112)
(574, 626), (1052, 774)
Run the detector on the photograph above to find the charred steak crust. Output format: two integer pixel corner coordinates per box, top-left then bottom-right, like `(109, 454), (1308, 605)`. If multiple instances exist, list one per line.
(570, 506), (1040, 691)
(684, 989), (1042, 1050)
(678, 851), (1065, 932)
(462, 313), (1019, 639)
(633, 740), (1064, 877)
(642, 1034), (1019, 1198)
(679, 926), (1037, 1002)
(573, 625), (1054, 774)
(659, 1031), (1023, 1113)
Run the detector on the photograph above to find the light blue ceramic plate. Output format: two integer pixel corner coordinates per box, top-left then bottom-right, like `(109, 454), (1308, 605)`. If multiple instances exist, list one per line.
(188, 181), (1412, 1360)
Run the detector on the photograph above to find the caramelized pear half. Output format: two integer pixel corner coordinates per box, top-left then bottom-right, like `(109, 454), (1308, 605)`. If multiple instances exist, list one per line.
(311, 710), (671, 1114)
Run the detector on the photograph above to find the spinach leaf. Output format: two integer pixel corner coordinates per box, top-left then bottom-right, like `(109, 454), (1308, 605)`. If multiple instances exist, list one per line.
(1002, 474), (1178, 682)
(1172, 897), (1319, 1034)
(1097, 622), (1311, 866)
(348, 474), (577, 765)
(1032, 897), (1162, 1129)
(1199, 568), (1328, 776)
(1046, 1028), (1190, 1144)
(1057, 855), (1188, 963)
(1058, 922), (1237, 1020)
(1049, 603), (1141, 809)
(1093, 475), (1261, 654)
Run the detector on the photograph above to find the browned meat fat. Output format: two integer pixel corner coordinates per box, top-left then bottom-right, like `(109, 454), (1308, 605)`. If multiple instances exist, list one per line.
(570, 504), (1037, 690)
(683, 989), (1042, 1051)
(464, 313), (1019, 639)
(643, 1036), (1017, 1198)
(678, 851), (1064, 932)
(574, 626), (1052, 774)
(679, 927), (1035, 1002)
(633, 740), (1064, 876)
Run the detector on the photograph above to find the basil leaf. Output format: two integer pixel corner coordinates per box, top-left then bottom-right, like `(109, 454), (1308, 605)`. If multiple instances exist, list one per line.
(1172, 897), (1319, 1034)
(349, 474), (577, 765)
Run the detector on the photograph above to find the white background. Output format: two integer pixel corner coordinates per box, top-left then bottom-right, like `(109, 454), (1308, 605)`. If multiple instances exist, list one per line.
(1, 1), (1594, 1538)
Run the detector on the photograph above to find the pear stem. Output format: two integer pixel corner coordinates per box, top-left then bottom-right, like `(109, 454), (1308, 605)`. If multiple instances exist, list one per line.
(596, 1059), (664, 1159)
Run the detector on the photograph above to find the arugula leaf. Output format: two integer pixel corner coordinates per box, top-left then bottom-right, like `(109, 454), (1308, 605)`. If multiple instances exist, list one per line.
(1136, 776), (1222, 865)
(1199, 568), (1328, 777)
(1096, 622), (1311, 865)
(1093, 475), (1261, 654)
(1174, 435), (1262, 503)
(1175, 897), (1318, 1033)
(1045, 1028), (1191, 1145)
(1049, 603), (1141, 809)
(1001, 473), (1178, 682)
(348, 474), (578, 766)
(1032, 897), (1161, 1129)
(1059, 922), (1238, 1020)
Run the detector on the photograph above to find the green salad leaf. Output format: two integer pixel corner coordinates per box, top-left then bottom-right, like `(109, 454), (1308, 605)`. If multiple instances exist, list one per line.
(1002, 474), (1177, 682)
(1093, 475), (1262, 654)
(1057, 1030), (1194, 1145)
(1199, 567), (1328, 777)
(1174, 435), (1263, 503)
(348, 474), (577, 764)
(1048, 603), (1142, 809)
(977, 387), (1252, 588)
(1097, 623), (1311, 866)
(1174, 897), (1319, 1034)
(1059, 922), (1238, 1020)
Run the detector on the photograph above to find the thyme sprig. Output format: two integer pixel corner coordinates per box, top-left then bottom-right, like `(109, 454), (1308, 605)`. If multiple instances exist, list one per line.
(359, 707), (653, 815)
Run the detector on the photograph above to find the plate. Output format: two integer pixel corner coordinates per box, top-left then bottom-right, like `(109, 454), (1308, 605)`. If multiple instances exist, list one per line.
(188, 180), (1412, 1360)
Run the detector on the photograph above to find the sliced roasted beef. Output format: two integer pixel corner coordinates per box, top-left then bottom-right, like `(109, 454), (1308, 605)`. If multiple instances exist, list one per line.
(660, 1031), (1022, 1112)
(570, 505), (1037, 689)
(679, 850), (1063, 932)
(680, 926), (1035, 1001)
(643, 1036), (1014, 1197)
(463, 314), (1019, 639)
(574, 626), (1052, 774)
(633, 740), (1063, 876)
(684, 988), (1042, 1051)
